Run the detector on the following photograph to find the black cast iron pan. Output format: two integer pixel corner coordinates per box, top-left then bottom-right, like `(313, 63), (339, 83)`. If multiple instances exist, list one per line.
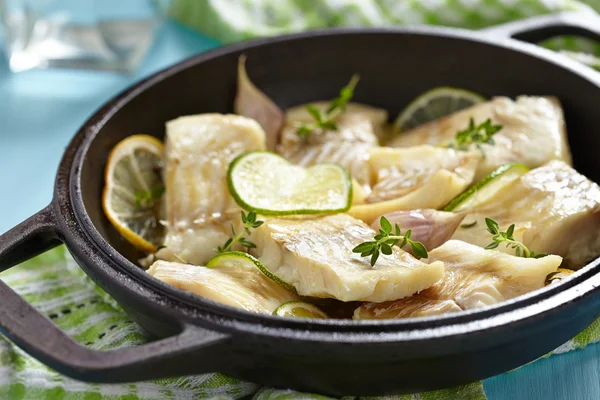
(1, 12), (600, 396)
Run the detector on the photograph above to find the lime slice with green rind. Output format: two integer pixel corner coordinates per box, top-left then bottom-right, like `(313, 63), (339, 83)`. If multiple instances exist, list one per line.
(273, 301), (328, 319)
(206, 251), (295, 292)
(228, 151), (352, 216)
(394, 87), (486, 132)
(443, 163), (529, 212)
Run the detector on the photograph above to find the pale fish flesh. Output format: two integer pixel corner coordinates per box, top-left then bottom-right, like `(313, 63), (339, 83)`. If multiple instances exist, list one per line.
(250, 214), (445, 302)
(354, 240), (562, 319)
(387, 96), (572, 180)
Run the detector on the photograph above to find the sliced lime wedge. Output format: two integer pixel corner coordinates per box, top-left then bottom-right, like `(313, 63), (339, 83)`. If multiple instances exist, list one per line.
(206, 251), (295, 292)
(273, 301), (328, 319)
(443, 163), (529, 212)
(394, 87), (486, 132)
(228, 151), (352, 216)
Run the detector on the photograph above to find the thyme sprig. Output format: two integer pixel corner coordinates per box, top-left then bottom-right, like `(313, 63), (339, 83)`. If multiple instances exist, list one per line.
(352, 216), (428, 266)
(296, 74), (360, 138)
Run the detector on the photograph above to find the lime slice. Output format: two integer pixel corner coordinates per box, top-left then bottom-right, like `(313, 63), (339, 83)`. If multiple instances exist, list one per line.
(206, 251), (295, 292)
(103, 134), (165, 252)
(228, 151), (352, 215)
(394, 87), (486, 132)
(443, 163), (529, 212)
(273, 301), (328, 319)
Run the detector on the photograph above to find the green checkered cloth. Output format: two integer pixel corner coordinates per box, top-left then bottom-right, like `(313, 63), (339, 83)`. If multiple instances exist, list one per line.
(170, 0), (600, 70)
(2, 1), (600, 399)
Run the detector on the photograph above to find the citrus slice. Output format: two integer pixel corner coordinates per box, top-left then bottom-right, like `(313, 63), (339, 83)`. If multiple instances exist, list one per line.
(206, 251), (295, 292)
(273, 301), (328, 319)
(394, 87), (486, 132)
(228, 151), (352, 215)
(545, 268), (575, 286)
(103, 134), (165, 252)
(443, 163), (529, 212)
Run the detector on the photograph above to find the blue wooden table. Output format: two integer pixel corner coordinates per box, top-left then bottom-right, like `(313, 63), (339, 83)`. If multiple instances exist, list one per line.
(0, 22), (598, 400)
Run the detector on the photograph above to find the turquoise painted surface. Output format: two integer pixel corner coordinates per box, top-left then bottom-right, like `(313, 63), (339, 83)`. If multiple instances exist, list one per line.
(0, 21), (598, 400)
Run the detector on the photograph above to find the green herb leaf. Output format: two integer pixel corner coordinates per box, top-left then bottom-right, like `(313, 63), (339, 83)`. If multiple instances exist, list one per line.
(352, 221), (429, 266)
(448, 118), (503, 152)
(485, 217), (499, 235)
(296, 74), (360, 138)
(484, 217), (542, 258)
(380, 216), (392, 234)
(409, 241), (428, 258)
(134, 185), (165, 209)
(216, 211), (264, 254)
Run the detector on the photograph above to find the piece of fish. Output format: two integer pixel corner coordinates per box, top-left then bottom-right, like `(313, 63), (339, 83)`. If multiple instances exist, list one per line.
(348, 145), (480, 224)
(371, 210), (465, 252)
(452, 160), (600, 268)
(158, 114), (266, 265)
(387, 96), (572, 180)
(234, 55), (284, 151)
(280, 141), (373, 194)
(148, 260), (298, 314)
(280, 102), (387, 149)
(278, 102), (387, 193)
(250, 214), (445, 302)
(354, 240), (562, 319)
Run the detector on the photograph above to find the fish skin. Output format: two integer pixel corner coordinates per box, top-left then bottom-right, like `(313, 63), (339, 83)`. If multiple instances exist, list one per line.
(354, 240), (562, 319)
(387, 96), (572, 181)
(250, 214), (445, 302)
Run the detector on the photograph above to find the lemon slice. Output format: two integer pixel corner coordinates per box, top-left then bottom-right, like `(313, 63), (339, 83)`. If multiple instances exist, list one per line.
(206, 251), (295, 292)
(103, 134), (165, 252)
(545, 268), (575, 286)
(273, 301), (328, 319)
(443, 163), (529, 212)
(394, 87), (486, 132)
(227, 151), (352, 215)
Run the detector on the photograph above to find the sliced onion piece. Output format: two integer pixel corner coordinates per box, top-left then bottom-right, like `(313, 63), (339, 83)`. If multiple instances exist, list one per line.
(234, 55), (285, 151)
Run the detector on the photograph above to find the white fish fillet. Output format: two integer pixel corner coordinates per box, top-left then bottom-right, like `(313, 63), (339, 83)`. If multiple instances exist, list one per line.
(354, 240), (562, 319)
(148, 260), (297, 314)
(280, 102), (387, 148)
(280, 141), (373, 193)
(278, 102), (387, 193)
(347, 145), (480, 224)
(160, 114), (266, 265)
(250, 214), (445, 302)
(387, 96), (572, 180)
(452, 160), (600, 267)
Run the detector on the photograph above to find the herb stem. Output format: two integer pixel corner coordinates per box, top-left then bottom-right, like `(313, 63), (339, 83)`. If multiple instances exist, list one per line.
(296, 74), (360, 138)
(216, 211), (264, 254)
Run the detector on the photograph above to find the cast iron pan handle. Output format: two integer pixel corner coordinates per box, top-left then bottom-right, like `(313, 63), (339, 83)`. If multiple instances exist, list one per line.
(482, 12), (600, 43)
(0, 206), (232, 382)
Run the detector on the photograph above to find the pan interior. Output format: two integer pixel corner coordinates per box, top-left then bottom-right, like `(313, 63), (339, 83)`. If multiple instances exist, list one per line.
(76, 30), (600, 302)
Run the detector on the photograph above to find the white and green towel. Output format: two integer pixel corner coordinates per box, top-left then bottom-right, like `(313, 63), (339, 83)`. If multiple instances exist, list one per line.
(169, 0), (600, 70)
(2, 0), (600, 398)
(2, 246), (600, 400)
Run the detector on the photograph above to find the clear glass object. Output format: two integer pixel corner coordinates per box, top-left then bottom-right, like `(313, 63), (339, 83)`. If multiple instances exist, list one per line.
(0, 0), (171, 72)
